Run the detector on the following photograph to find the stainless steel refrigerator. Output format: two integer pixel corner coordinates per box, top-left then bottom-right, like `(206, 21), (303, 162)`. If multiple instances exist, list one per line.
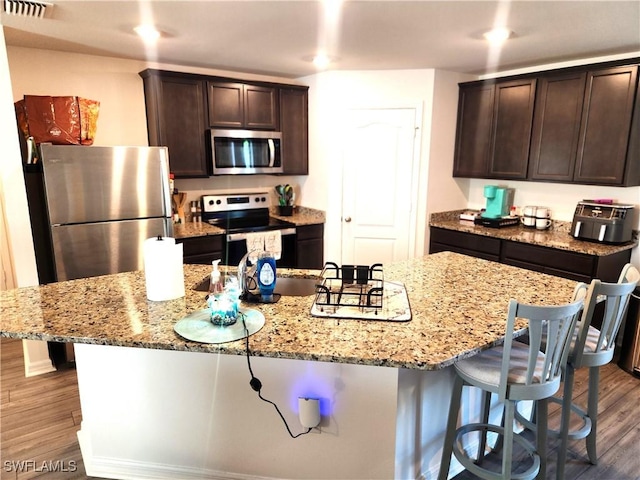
(25, 144), (173, 283)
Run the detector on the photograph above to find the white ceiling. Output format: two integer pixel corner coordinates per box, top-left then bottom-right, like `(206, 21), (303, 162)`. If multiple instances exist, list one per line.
(2, 0), (639, 79)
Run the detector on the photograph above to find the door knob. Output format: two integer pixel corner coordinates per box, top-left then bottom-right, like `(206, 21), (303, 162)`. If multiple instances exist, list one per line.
(344, 216), (352, 223)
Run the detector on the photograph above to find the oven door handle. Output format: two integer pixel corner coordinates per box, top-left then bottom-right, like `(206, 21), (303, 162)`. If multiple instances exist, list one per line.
(226, 228), (296, 243)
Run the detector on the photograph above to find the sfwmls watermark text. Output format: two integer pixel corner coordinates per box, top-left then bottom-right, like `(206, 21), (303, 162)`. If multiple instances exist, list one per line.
(3, 459), (78, 473)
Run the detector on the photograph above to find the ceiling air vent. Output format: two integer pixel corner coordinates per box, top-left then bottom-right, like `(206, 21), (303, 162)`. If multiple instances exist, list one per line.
(3, 0), (52, 18)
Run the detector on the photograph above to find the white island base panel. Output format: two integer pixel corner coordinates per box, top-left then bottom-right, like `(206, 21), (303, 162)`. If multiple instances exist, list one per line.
(75, 344), (512, 480)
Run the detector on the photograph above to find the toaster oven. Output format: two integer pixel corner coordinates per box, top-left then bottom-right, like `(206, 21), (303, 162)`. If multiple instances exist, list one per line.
(571, 201), (635, 244)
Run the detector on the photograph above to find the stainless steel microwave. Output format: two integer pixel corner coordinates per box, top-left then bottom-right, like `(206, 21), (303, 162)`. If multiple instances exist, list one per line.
(210, 129), (283, 175)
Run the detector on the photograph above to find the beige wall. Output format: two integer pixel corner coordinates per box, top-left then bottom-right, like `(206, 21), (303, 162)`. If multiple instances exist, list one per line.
(7, 46), (303, 147)
(4, 45), (309, 284)
(1, 36), (38, 288)
(8, 47), (149, 146)
(4, 44), (639, 281)
(472, 52), (640, 269)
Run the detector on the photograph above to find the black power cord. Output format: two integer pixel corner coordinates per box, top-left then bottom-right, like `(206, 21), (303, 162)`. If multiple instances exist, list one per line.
(241, 313), (312, 439)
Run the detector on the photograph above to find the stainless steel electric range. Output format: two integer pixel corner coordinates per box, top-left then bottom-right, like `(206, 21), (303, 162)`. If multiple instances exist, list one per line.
(201, 191), (297, 266)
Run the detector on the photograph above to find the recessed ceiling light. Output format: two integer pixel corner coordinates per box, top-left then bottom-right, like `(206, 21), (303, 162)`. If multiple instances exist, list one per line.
(483, 27), (512, 44)
(134, 24), (161, 42)
(312, 54), (331, 69)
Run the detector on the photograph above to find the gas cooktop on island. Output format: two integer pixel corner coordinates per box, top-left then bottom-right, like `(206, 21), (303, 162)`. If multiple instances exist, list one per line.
(310, 262), (411, 322)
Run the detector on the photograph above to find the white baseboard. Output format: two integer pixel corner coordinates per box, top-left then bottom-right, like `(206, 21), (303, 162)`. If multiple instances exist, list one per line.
(77, 428), (275, 480)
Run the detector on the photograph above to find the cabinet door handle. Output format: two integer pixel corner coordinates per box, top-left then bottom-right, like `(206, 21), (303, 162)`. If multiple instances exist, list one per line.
(344, 216), (352, 223)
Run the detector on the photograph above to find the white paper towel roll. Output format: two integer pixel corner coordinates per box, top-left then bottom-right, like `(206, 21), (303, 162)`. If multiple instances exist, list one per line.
(143, 236), (185, 301)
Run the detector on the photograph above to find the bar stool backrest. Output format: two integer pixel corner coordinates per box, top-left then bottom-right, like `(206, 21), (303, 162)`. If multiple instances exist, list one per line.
(500, 298), (583, 402)
(571, 264), (639, 369)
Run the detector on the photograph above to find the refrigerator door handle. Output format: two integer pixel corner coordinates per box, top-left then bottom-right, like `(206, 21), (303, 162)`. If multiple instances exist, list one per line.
(159, 150), (173, 219)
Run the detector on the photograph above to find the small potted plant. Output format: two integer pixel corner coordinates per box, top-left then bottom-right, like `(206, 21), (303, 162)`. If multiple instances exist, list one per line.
(275, 184), (294, 216)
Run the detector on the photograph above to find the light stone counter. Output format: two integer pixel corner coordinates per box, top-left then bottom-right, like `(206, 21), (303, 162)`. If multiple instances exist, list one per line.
(430, 210), (637, 256)
(268, 205), (326, 226)
(0, 251), (576, 370)
(172, 221), (223, 238)
(0, 252), (581, 480)
(172, 206), (325, 239)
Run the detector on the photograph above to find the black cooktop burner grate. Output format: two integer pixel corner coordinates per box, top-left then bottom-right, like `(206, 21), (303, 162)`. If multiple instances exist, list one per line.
(202, 206), (295, 233)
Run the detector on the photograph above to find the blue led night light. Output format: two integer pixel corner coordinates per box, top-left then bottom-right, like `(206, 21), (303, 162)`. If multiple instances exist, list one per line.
(288, 374), (334, 417)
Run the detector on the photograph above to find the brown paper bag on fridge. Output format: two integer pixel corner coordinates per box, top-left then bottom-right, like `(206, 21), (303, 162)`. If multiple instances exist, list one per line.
(15, 95), (100, 145)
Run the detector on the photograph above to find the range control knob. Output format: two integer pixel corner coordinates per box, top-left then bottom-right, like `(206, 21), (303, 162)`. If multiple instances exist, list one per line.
(216, 199), (222, 205)
(208, 199), (215, 205)
(261, 196), (267, 202)
(255, 197), (261, 202)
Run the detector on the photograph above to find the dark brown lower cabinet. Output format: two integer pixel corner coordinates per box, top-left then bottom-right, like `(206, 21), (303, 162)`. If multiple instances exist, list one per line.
(429, 227), (631, 283)
(177, 223), (324, 269)
(177, 235), (224, 265)
(296, 224), (324, 269)
(429, 228), (500, 262)
(500, 241), (630, 283)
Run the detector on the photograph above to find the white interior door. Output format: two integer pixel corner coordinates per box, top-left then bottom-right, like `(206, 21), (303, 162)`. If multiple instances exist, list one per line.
(341, 108), (418, 266)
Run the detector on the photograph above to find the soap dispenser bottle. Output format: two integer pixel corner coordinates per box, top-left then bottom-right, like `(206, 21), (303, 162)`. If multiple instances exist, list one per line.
(257, 251), (276, 302)
(208, 260), (230, 325)
(208, 259), (224, 296)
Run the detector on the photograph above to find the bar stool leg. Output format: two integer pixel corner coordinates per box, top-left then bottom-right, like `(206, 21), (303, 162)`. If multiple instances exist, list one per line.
(586, 366), (600, 465)
(501, 400), (515, 477)
(493, 404), (508, 454)
(557, 364), (576, 480)
(536, 398), (548, 480)
(477, 391), (492, 465)
(439, 375), (465, 480)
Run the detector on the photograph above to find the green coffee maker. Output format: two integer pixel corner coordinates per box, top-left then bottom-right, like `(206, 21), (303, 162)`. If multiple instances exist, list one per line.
(481, 185), (514, 219)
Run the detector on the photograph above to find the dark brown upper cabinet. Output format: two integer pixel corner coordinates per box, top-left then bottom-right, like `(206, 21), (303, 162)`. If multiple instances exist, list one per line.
(140, 69), (309, 178)
(574, 66), (638, 185)
(488, 79), (537, 179)
(207, 81), (278, 130)
(454, 58), (640, 186)
(140, 70), (209, 178)
(453, 78), (536, 179)
(529, 72), (587, 182)
(279, 86), (309, 175)
(453, 83), (495, 177)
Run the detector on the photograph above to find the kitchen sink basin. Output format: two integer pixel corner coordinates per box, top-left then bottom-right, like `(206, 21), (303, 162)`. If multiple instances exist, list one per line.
(193, 276), (318, 297)
(274, 277), (318, 296)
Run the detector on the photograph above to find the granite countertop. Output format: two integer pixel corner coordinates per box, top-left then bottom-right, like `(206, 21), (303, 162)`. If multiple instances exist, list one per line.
(430, 210), (638, 256)
(268, 206), (326, 226)
(0, 252), (577, 370)
(173, 222), (224, 238)
(173, 206), (326, 239)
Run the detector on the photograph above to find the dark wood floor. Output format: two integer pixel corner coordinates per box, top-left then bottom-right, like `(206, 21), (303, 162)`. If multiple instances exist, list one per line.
(1, 337), (639, 479)
(451, 356), (640, 480)
(0, 338), (91, 480)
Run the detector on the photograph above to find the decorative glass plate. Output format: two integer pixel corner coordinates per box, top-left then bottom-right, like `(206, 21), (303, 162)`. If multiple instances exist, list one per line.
(174, 308), (265, 344)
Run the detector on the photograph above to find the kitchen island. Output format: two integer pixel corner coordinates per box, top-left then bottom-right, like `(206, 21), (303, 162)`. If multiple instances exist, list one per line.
(1, 252), (576, 479)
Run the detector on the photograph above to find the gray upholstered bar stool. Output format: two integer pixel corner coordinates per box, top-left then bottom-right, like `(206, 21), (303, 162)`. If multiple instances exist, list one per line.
(523, 264), (639, 480)
(438, 297), (583, 480)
